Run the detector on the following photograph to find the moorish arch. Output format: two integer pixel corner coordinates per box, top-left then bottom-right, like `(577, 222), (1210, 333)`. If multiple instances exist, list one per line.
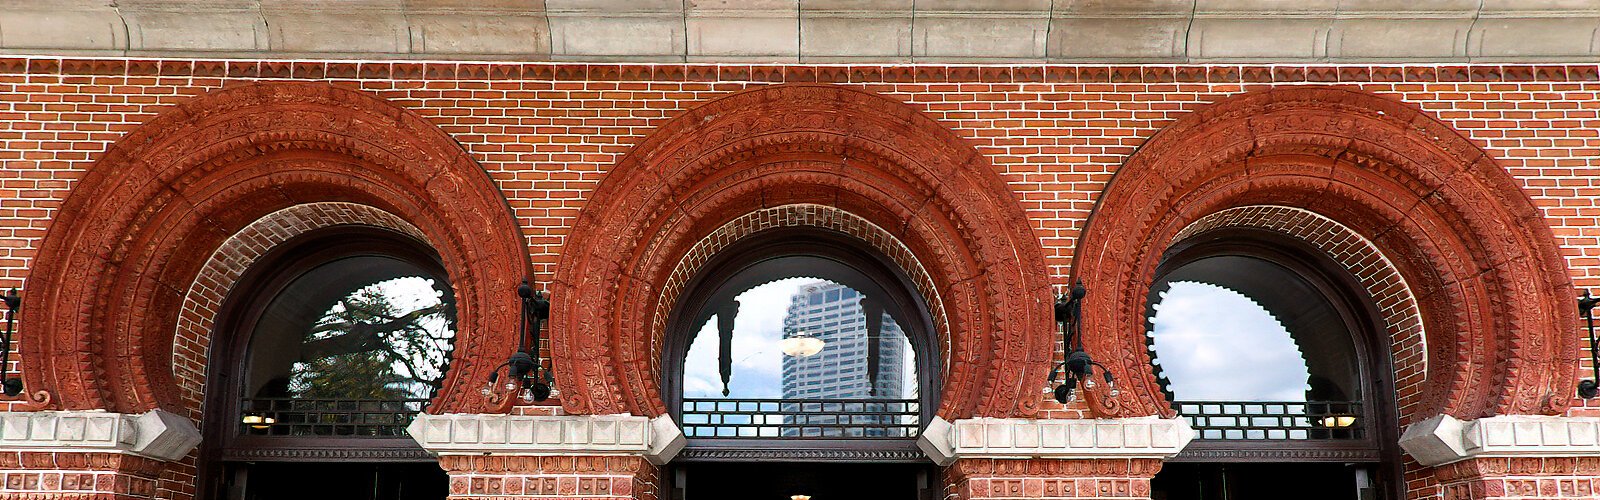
(1072, 86), (1577, 421)
(551, 83), (1054, 419)
(19, 82), (528, 415)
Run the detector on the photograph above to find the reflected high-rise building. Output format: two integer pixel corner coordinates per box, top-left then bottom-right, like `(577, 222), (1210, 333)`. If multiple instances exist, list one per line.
(779, 282), (910, 436)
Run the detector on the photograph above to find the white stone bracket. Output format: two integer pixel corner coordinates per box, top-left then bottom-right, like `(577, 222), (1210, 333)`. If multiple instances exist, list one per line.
(408, 413), (685, 466)
(0, 409), (202, 462)
(916, 416), (1196, 466)
(1400, 414), (1600, 467)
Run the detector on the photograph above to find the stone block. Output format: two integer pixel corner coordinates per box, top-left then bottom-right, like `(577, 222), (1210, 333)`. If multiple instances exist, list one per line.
(801, 14), (912, 60)
(1470, 17), (1600, 60)
(1187, 18), (1331, 60)
(1048, 17), (1187, 60)
(0, 9), (128, 51)
(688, 14), (799, 60)
(262, 11), (409, 54)
(120, 11), (268, 52)
(548, 14), (685, 59)
(914, 16), (1049, 60)
(1330, 18), (1472, 60)
(407, 14), (551, 55)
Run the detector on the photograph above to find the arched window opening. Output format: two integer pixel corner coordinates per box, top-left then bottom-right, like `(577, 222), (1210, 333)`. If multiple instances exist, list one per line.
(662, 228), (940, 458)
(1145, 228), (1400, 499)
(201, 227), (454, 499)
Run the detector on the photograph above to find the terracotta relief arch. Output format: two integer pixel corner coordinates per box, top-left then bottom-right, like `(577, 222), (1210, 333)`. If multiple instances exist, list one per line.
(1072, 86), (1577, 421)
(551, 84), (1053, 419)
(20, 82), (528, 415)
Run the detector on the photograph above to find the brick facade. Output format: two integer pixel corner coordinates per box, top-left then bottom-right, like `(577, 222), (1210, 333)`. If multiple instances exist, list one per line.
(0, 57), (1597, 499)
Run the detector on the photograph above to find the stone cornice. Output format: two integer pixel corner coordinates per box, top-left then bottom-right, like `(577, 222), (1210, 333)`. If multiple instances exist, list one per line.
(1400, 414), (1600, 467)
(407, 413), (685, 466)
(2, 1), (1599, 63)
(917, 416), (1196, 466)
(0, 409), (202, 462)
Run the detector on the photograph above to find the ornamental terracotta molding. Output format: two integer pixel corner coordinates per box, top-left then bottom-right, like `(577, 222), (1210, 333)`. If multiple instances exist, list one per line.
(1071, 86), (1577, 420)
(550, 83), (1053, 419)
(19, 82), (528, 415)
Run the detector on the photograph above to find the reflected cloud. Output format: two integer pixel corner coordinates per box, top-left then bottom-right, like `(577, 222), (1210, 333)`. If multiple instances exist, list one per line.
(1150, 281), (1311, 401)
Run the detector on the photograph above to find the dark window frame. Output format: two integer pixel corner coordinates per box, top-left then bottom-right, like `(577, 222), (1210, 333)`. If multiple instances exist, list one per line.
(1149, 227), (1404, 498)
(199, 225), (453, 499)
(660, 227), (942, 462)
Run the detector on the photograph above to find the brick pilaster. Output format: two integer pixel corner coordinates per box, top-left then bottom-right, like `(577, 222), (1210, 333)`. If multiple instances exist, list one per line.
(438, 455), (659, 500)
(1433, 457), (1600, 499)
(943, 458), (1163, 500)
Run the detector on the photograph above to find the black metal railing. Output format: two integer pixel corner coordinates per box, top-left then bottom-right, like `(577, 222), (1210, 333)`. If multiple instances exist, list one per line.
(1174, 400), (1364, 440)
(680, 398), (920, 439)
(239, 398), (428, 437)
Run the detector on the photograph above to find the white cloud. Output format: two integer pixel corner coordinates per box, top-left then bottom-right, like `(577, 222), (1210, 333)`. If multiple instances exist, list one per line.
(1149, 281), (1312, 401)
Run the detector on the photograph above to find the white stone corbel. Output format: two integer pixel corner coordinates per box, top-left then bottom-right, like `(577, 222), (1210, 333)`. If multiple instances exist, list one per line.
(1400, 414), (1600, 467)
(916, 415), (1196, 466)
(0, 409), (201, 461)
(408, 413), (685, 465)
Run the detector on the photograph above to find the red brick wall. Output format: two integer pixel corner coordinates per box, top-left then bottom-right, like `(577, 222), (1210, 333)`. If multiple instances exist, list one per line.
(1, 58), (1598, 500)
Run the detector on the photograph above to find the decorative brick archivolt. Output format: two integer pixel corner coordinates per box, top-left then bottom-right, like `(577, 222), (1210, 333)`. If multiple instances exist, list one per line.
(1072, 86), (1577, 420)
(550, 84), (1053, 419)
(19, 82), (528, 415)
(172, 202), (430, 415)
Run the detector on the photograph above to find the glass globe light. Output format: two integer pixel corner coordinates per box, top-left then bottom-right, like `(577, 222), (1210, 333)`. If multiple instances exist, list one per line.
(778, 332), (825, 357)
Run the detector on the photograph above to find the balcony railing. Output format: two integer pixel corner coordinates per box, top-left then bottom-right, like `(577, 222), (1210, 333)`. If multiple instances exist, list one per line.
(1174, 400), (1364, 440)
(680, 398), (920, 439)
(239, 397), (428, 437)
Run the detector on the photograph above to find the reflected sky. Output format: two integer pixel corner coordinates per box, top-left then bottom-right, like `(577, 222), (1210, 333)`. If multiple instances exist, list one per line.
(1149, 281), (1312, 401)
(683, 278), (812, 398)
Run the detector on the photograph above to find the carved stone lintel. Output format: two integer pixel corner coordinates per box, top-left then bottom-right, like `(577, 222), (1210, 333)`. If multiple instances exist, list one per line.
(1401, 414), (1600, 467)
(0, 409), (201, 461)
(408, 413), (685, 465)
(916, 416), (1196, 466)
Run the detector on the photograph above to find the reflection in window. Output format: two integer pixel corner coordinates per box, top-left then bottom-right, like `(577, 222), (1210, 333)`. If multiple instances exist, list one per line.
(680, 278), (919, 438)
(1148, 255), (1363, 440)
(1149, 281), (1311, 402)
(242, 256), (456, 437)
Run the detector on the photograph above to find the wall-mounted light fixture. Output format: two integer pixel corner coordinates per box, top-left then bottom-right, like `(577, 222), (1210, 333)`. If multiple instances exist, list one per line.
(483, 279), (555, 403)
(1579, 291), (1598, 399)
(1049, 281), (1117, 404)
(1, 289), (20, 397)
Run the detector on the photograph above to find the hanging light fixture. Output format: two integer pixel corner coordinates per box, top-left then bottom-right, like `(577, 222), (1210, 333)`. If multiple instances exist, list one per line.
(779, 330), (825, 357)
(1579, 291), (1598, 399)
(1048, 281), (1117, 404)
(0, 289), (20, 397)
(483, 279), (556, 403)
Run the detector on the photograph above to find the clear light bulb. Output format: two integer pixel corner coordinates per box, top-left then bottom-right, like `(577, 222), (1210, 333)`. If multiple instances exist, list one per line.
(1084, 378), (1096, 390)
(480, 386), (494, 397)
(519, 387), (536, 403)
(504, 381), (519, 392)
(1108, 381), (1120, 398)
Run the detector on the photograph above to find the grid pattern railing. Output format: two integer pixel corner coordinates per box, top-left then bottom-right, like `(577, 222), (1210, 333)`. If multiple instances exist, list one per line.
(1174, 400), (1364, 440)
(239, 397), (428, 437)
(680, 398), (920, 438)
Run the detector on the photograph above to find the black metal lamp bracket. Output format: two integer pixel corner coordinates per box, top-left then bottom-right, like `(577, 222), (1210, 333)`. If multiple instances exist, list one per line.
(0, 289), (19, 397)
(1579, 291), (1598, 399)
(486, 279), (554, 403)
(1048, 281), (1115, 404)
